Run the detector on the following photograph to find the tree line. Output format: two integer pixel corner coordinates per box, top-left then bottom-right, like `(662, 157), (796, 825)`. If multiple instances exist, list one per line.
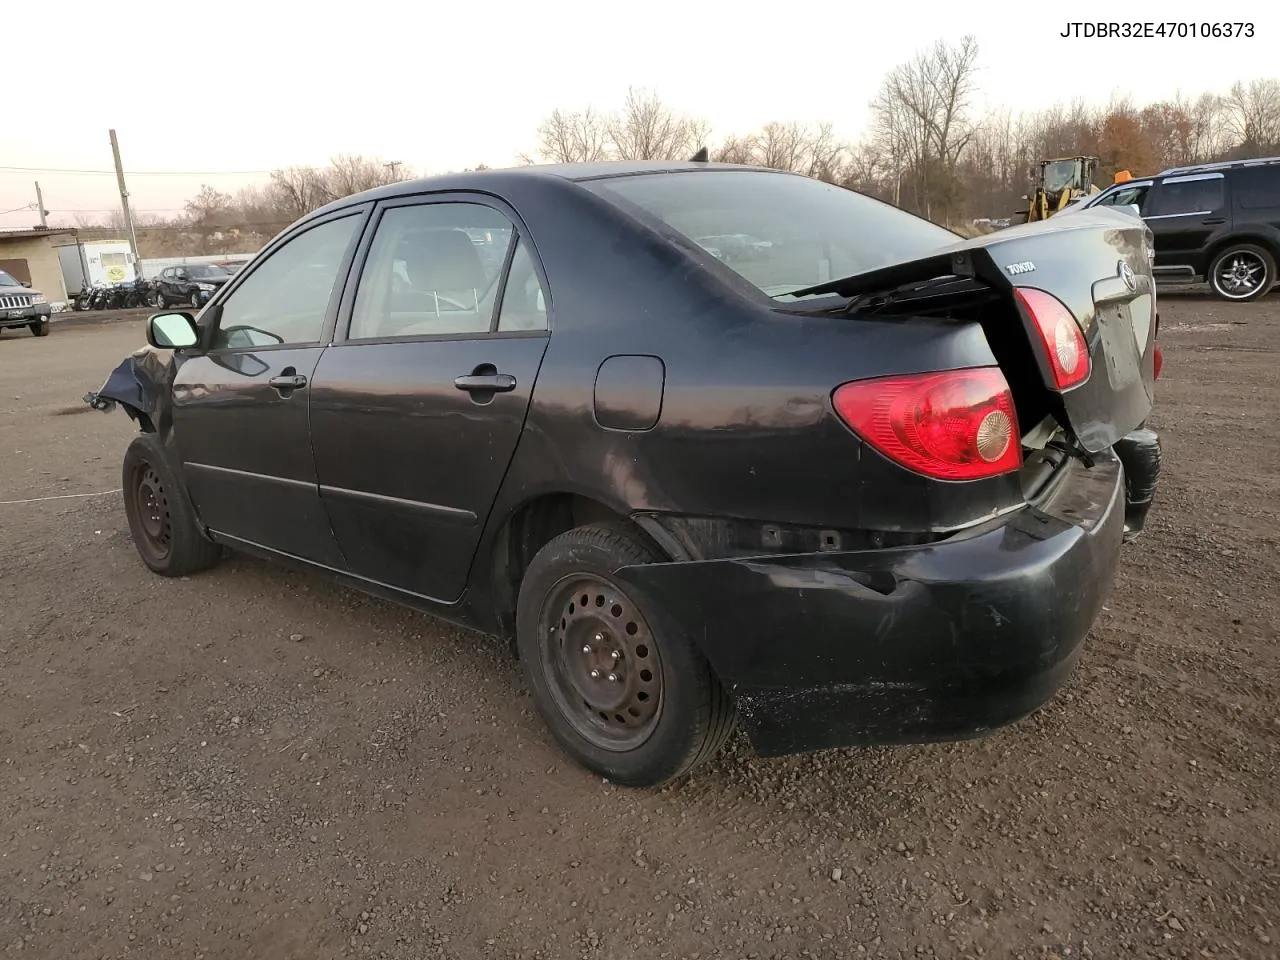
(79, 36), (1279, 257)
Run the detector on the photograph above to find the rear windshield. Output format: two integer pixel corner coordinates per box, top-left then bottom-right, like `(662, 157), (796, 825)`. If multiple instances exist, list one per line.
(582, 170), (958, 301)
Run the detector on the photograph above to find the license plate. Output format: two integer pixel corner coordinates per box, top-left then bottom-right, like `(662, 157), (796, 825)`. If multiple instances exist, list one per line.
(8, 309), (25, 319)
(1097, 304), (1140, 389)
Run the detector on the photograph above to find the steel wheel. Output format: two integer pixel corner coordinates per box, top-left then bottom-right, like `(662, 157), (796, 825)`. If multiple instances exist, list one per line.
(538, 573), (664, 752)
(1211, 248), (1270, 300)
(131, 461), (173, 566)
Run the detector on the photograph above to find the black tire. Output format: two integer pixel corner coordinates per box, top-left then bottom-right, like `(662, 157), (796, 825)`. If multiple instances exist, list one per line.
(29, 320), (49, 337)
(154, 289), (167, 309)
(190, 289), (203, 308)
(515, 522), (736, 787)
(121, 433), (222, 577)
(1208, 243), (1276, 302)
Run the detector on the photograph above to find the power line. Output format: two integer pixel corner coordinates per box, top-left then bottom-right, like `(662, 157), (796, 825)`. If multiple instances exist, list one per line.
(0, 164), (274, 177)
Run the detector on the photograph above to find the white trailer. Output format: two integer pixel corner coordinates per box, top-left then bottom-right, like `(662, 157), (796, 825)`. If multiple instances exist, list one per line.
(55, 239), (137, 294)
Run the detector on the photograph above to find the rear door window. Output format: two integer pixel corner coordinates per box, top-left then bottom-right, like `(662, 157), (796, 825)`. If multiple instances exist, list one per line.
(347, 202), (517, 340)
(1231, 166), (1280, 209)
(1146, 176), (1225, 217)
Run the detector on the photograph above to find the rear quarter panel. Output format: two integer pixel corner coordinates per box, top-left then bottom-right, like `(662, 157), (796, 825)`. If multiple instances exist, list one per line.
(478, 179), (1026, 569)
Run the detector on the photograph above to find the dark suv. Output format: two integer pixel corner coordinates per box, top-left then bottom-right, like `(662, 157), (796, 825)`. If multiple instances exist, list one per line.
(0, 269), (52, 338)
(1080, 157), (1280, 301)
(153, 263), (234, 309)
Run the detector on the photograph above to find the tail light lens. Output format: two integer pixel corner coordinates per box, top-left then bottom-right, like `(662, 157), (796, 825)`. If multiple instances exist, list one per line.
(1153, 342), (1163, 379)
(832, 367), (1022, 481)
(1014, 288), (1090, 390)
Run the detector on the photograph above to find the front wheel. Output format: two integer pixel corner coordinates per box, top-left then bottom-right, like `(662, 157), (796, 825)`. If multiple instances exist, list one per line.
(29, 320), (49, 337)
(1208, 243), (1276, 302)
(515, 523), (736, 787)
(121, 433), (222, 577)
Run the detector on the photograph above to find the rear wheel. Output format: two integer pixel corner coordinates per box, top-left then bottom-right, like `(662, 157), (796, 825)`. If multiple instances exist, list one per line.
(1208, 243), (1275, 302)
(122, 433), (222, 577)
(515, 523), (736, 787)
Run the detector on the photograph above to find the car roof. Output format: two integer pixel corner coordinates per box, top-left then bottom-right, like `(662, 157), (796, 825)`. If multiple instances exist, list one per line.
(1155, 156), (1280, 179)
(305, 160), (794, 221)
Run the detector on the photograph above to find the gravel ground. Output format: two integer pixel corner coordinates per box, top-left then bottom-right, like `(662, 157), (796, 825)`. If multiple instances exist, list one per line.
(1, 294), (1277, 960)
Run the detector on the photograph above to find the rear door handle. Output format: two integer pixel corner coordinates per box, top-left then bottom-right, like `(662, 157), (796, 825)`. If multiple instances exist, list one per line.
(1202, 217), (1226, 225)
(268, 374), (307, 390)
(454, 373), (516, 393)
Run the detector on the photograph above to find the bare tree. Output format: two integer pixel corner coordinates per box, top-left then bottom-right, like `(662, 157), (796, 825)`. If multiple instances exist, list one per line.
(753, 121), (814, 172)
(184, 185), (235, 231)
(1189, 92), (1230, 160)
(870, 56), (934, 209)
(326, 154), (407, 199)
(525, 107), (612, 163)
(1222, 79), (1280, 152)
(268, 166), (330, 221)
(712, 134), (758, 165)
(841, 140), (885, 189)
(805, 123), (847, 181)
(607, 87), (710, 160)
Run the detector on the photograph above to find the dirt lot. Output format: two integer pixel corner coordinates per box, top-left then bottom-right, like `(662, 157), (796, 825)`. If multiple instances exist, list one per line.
(1, 296), (1277, 960)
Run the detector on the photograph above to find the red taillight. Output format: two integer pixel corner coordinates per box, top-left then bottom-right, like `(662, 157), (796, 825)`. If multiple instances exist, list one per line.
(1014, 288), (1090, 390)
(832, 367), (1023, 481)
(1153, 342), (1163, 379)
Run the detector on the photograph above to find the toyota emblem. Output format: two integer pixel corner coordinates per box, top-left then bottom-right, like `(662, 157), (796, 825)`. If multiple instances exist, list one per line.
(1118, 260), (1137, 291)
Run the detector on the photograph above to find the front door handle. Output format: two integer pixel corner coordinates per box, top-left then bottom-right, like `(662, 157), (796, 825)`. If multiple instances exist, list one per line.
(1202, 217), (1226, 225)
(268, 373), (307, 391)
(454, 373), (516, 393)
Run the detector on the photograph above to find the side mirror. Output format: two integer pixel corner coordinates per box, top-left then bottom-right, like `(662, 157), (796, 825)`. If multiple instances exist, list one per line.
(1120, 204), (1143, 219)
(20, 280), (31, 288)
(147, 312), (200, 349)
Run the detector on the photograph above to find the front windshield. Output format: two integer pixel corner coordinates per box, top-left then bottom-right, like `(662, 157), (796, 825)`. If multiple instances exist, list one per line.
(1042, 160), (1081, 194)
(582, 170), (958, 302)
(0, 270), (21, 287)
(188, 264), (230, 278)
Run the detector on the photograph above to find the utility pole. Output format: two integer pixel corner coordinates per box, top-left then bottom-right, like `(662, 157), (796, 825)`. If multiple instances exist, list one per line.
(108, 128), (142, 277)
(385, 160), (402, 180)
(34, 182), (48, 228)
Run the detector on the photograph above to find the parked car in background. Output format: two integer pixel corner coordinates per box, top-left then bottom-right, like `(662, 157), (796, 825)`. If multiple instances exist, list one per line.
(153, 263), (234, 309)
(87, 160), (1163, 787)
(1076, 156), (1280, 301)
(0, 269), (51, 337)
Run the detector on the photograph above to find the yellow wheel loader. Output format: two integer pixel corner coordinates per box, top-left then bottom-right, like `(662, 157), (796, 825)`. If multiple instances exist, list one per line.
(1018, 156), (1102, 223)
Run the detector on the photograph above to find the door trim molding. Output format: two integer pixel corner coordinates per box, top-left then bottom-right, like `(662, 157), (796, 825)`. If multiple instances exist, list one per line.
(318, 484), (478, 526)
(184, 461), (316, 491)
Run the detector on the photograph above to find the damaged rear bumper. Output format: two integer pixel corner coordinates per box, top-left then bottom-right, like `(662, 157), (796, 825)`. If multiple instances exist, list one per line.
(615, 449), (1134, 758)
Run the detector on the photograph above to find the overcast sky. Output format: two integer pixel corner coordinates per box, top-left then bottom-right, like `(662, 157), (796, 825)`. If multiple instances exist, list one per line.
(2, 0), (1274, 230)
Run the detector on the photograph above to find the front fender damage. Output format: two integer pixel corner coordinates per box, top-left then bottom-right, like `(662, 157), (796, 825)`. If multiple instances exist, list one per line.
(83, 344), (177, 431)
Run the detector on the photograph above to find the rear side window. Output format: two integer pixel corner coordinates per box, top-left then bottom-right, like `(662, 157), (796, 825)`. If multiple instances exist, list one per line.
(1232, 166), (1280, 209)
(582, 170), (959, 302)
(1146, 176), (1225, 217)
(348, 202), (516, 340)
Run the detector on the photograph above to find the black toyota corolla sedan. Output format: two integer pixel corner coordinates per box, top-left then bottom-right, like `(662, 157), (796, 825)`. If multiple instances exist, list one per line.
(87, 159), (1163, 787)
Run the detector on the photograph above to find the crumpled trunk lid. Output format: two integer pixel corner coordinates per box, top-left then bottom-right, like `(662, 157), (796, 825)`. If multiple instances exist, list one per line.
(797, 207), (1158, 454)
